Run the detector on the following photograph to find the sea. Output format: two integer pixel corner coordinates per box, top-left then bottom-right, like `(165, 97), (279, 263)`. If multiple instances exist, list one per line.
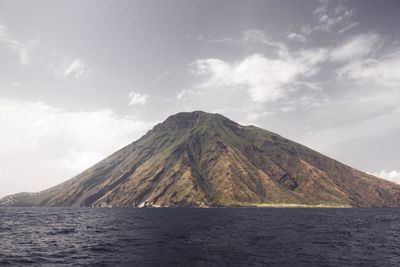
(0, 208), (400, 266)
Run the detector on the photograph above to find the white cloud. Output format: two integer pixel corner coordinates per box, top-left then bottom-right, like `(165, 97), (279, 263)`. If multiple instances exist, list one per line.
(287, 32), (306, 42)
(302, 1), (354, 34)
(176, 89), (188, 100)
(200, 29), (289, 58)
(153, 70), (170, 82)
(330, 33), (380, 62)
(0, 21), (92, 80)
(50, 55), (92, 80)
(0, 22), (93, 79)
(371, 170), (400, 184)
(242, 29), (281, 47)
(0, 23), (38, 66)
(128, 91), (149, 106)
(176, 89), (190, 100)
(330, 32), (400, 87)
(296, 48), (329, 65)
(192, 53), (320, 103)
(338, 22), (360, 34)
(176, 89), (203, 100)
(63, 58), (91, 80)
(242, 29), (289, 58)
(18, 40), (39, 66)
(0, 97), (153, 197)
(337, 50), (400, 86)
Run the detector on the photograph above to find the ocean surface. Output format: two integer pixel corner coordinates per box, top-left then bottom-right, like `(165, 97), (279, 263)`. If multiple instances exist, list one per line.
(1, 208), (400, 266)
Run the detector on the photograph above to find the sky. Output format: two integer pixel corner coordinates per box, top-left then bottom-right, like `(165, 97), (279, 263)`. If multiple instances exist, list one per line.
(0, 0), (400, 197)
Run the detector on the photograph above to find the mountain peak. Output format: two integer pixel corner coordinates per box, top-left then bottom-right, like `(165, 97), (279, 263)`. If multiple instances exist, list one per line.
(2, 111), (400, 208)
(158, 111), (235, 130)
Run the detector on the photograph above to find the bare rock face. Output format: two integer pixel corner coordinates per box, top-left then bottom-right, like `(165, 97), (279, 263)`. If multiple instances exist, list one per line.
(2, 111), (400, 207)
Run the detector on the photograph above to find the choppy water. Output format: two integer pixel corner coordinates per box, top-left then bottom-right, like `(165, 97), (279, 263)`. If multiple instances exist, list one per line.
(1, 208), (400, 266)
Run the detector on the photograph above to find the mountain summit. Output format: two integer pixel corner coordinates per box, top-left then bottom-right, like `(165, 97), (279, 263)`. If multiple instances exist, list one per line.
(2, 111), (400, 207)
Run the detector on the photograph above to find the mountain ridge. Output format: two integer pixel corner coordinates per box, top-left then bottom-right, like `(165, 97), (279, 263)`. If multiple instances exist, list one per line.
(2, 111), (400, 208)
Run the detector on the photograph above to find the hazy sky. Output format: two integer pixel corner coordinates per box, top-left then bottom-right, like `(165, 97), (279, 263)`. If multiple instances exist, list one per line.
(1, 0), (400, 197)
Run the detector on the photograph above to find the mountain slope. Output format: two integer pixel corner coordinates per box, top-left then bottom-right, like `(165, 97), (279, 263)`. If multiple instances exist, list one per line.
(2, 111), (400, 207)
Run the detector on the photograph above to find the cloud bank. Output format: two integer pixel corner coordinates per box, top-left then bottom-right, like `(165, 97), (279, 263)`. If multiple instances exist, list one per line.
(191, 53), (319, 103)
(0, 97), (153, 197)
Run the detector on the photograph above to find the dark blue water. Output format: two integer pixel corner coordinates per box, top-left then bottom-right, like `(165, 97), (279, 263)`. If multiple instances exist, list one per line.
(1, 208), (400, 266)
